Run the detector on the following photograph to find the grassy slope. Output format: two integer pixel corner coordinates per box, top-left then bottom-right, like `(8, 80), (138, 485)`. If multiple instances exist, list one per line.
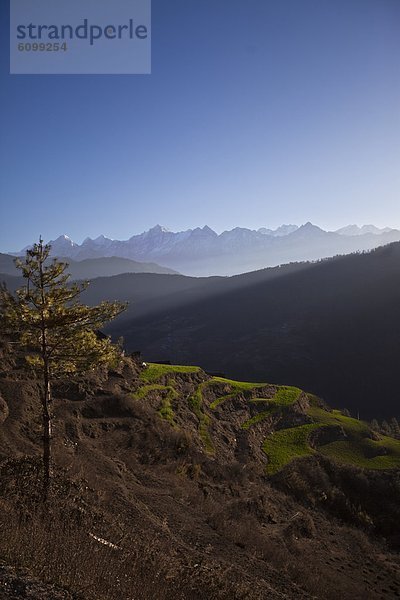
(135, 364), (400, 474)
(209, 378), (267, 409)
(308, 405), (400, 470)
(139, 363), (200, 382)
(262, 424), (321, 474)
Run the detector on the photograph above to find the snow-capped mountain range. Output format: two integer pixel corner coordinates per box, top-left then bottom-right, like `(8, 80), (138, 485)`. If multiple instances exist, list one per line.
(17, 223), (400, 276)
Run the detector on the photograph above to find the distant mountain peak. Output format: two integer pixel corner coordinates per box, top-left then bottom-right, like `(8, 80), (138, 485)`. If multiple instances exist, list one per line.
(51, 234), (76, 246)
(336, 224), (394, 237)
(201, 225), (217, 234)
(296, 222), (323, 233)
(258, 224), (299, 237)
(151, 224), (170, 233)
(189, 225), (217, 237)
(81, 235), (114, 247)
(302, 221), (316, 229)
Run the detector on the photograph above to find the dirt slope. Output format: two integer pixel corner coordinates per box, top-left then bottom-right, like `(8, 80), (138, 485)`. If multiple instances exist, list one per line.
(1, 356), (400, 599)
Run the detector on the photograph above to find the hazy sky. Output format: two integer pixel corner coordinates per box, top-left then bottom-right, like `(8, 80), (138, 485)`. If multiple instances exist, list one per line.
(1, 0), (399, 251)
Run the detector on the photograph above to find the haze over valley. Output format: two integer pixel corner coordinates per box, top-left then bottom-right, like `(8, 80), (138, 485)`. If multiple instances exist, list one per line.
(10, 222), (400, 277)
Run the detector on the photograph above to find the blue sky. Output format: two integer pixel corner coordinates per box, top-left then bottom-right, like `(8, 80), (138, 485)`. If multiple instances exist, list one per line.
(0, 0), (399, 251)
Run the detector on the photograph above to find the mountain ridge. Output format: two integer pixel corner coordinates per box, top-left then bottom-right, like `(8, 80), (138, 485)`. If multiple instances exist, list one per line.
(13, 222), (399, 276)
(0, 253), (178, 279)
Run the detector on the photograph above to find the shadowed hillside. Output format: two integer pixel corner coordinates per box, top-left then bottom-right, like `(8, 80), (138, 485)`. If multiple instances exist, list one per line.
(102, 243), (400, 421)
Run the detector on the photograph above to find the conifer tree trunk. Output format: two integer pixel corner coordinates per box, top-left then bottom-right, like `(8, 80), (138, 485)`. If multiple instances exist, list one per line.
(38, 247), (52, 502)
(41, 365), (52, 502)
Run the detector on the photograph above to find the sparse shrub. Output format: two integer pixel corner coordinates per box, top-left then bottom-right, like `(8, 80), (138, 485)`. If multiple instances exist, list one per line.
(284, 512), (316, 540)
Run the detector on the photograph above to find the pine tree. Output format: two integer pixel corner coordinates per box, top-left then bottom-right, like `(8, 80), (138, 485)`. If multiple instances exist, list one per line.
(389, 417), (400, 439)
(0, 238), (127, 500)
(370, 419), (379, 432)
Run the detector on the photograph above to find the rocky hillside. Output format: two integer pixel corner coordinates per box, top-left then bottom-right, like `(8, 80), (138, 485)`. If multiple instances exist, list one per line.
(1, 356), (400, 599)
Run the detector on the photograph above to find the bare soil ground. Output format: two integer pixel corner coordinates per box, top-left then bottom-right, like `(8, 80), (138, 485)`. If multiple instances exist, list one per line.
(1, 356), (400, 599)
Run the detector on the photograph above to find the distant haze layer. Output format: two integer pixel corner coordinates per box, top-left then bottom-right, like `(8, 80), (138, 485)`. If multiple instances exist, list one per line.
(15, 222), (400, 277)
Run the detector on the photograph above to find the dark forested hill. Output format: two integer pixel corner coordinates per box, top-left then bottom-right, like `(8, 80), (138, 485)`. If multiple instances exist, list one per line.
(103, 243), (400, 420)
(0, 253), (177, 279)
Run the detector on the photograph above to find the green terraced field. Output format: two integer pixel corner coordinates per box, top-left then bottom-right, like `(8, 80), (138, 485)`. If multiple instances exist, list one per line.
(136, 363), (400, 473)
(209, 378), (267, 409)
(188, 382), (214, 453)
(308, 405), (400, 469)
(262, 424), (321, 474)
(139, 363), (200, 383)
(318, 439), (400, 470)
(242, 387), (302, 429)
